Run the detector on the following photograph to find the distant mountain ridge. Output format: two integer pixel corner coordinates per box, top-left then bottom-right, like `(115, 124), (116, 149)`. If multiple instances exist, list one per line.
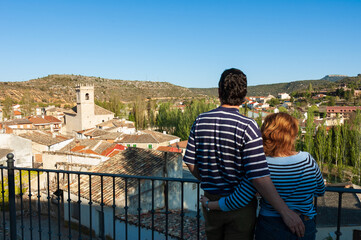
(192, 74), (361, 97)
(0, 74), (360, 104)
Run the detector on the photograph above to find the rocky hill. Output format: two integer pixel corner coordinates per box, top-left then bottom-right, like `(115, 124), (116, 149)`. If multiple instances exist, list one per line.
(191, 75), (361, 97)
(0, 74), (199, 104)
(1, 74), (360, 105)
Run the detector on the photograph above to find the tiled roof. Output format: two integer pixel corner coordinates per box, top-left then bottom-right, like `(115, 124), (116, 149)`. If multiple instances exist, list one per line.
(28, 116), (50, 125)
(43, 115), (62, 123)
(19, 131), (71, 146)
(157, 146), (182, 153)
(60, 139), (115, 156)
(118, 130), (179, 144)
(143, 130), (180, 143)
(96, 119), (134, 128)
(67, 148), (179, 206)
(66, 105), (114, 116)
(14, 110), (22, 115)
(171, 140), (188, 149)
(117, 210), (206, 240)
(3, 118), (33, 125)
(118, 133), (158, 143)
(96, 132), (124, 140)
(83, 129), (108, 137)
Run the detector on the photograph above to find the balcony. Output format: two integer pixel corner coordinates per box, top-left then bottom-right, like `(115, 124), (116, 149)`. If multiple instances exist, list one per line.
(1, 155), (361, 240)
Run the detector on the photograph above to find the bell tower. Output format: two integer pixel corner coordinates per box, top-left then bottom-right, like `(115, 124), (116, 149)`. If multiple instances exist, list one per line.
(75, 84), (95, 130)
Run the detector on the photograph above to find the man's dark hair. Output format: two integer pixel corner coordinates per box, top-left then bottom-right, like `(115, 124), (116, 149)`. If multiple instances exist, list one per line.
(218, 68), (247, 106)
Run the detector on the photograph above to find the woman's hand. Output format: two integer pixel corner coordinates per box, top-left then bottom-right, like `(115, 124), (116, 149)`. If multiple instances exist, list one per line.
(200, 195), (210, 208)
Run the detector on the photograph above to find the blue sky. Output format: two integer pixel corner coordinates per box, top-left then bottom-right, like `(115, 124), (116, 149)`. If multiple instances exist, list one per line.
(0, 0), (360, 88)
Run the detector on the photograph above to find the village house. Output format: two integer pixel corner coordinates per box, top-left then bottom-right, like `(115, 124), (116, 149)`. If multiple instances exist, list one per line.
(0, 133), (32, 167)
(64, 85), (114, 135)
(13, 110), (22, 119)
(116, 130), (180, 150)
(62, 148), (198, 239)
(277, 92), (291, 100)
(0, 118), (34, 134)
(19, 131), (73, 168)
(96, 118), (135, 134)
(45, 106), (66, 122)
(326, 106), (361, 118)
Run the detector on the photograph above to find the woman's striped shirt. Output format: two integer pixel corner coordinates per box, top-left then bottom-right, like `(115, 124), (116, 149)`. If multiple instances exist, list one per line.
(259, 151), (325, 218)
(183, 106), (270, 210)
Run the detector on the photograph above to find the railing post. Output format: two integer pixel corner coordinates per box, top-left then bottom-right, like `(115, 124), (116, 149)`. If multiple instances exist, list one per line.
(7, 153), (17, 240)
(335, 192), (343, 240)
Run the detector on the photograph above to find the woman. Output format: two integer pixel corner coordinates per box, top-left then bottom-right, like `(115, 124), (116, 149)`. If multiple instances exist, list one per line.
(201, 113), (325, 240)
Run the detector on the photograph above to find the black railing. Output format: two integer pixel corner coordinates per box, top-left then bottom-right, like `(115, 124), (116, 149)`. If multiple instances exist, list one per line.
(1, 154), (361, 240)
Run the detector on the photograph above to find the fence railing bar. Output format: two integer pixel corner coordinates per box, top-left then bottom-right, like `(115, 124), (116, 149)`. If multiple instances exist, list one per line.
(7, 154), (16, 240)
(151, 179), (155, 240)
(46, 171), (51, 239)
(89, 175), (93, 240)
(12, 167), (200, 183)
(37, 171), (42, 240)
(1, 167), (6, 240)
(165, 180), (169, 240)
(335, 192), (343, 240)
(125, 178), (128, 240)
(112, 176), (116, 240)
(20, 170), (25, 239)
(28, 170), (33, 240)
(181, 182), (184, 240)
(100, 175), (104, 240)
(138, 178), (141, 240)
(196, 182), (200, 240)
(67, 173), (71, 239)
(78, 173), (82, 240)
(56, 172), (61, 240)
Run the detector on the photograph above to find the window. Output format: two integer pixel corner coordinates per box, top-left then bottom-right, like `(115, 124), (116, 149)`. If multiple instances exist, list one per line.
(148, 144), (152, 149)
(85, 93), (89, 100)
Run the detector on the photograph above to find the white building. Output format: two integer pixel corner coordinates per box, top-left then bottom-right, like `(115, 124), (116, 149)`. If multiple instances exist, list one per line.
(0, 134), (32, 167)
(64, 85), (114, 135)
(277, 93), (291, 100)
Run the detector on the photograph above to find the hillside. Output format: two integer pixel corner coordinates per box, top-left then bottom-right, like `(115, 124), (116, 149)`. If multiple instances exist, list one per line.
(0, 74), (199, 104)
(191, 75), (361, 97)
(1, 74), (360, 105)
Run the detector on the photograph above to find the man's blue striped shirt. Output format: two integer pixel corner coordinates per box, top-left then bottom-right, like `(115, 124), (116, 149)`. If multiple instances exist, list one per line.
(183, 106), (270, 209)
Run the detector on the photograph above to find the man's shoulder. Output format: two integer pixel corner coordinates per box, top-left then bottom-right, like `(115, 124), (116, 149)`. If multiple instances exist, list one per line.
(197, 107), (255, 124)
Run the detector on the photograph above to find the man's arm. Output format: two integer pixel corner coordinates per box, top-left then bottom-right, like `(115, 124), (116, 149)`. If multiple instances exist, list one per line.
(252, 176), (305, 238)
(185, 163), (201, 180)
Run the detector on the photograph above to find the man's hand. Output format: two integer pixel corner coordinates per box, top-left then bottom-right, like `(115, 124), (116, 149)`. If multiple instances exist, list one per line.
(252, 176), (305, 237)
(280, 209), (305, 237)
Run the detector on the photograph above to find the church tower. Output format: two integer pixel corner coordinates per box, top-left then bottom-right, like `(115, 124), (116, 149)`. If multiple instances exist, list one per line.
(75, 85), (95, 130)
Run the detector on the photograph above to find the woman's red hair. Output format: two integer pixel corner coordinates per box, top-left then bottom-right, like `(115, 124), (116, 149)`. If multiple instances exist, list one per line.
(261, 113), (299, 157)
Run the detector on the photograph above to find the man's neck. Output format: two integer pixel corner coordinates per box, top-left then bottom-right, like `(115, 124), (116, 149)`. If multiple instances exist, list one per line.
(221, 104), (240, 109)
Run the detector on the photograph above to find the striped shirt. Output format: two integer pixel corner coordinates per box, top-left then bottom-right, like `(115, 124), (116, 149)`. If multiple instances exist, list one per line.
(183, 106), (270, 209)
(259, 151), (325, 218)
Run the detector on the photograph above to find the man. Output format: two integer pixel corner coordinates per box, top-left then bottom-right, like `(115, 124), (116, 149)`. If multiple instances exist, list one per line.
(183, 68), (304, 240)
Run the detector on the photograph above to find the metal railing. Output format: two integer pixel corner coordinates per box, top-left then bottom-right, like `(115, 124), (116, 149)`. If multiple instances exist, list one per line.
(1, 153), (361, 240)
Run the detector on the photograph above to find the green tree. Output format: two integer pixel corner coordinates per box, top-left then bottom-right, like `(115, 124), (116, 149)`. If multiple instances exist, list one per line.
(333, 125), (341, 166)
(133, 95), (147, 130)
(267, 98), (280, 107)
(278, 106), (288, 113)
(20, 91), (35, 116)
(2, 96), (13, 120)
(304, 108), (315, 155)
(315, 123), (327, 171)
